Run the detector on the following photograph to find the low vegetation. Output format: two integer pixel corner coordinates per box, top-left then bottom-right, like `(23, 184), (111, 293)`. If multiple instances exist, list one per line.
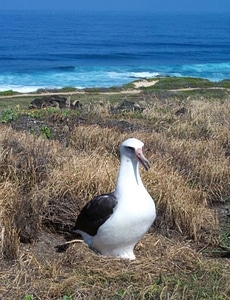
(0, 77), (229, 299)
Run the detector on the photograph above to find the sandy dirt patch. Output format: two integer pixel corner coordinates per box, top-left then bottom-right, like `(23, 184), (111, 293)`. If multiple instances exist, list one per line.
(134, 79), (159, 88)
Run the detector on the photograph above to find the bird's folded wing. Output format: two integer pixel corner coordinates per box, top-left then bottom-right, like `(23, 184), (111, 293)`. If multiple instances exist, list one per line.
(74, 193), (118, 236)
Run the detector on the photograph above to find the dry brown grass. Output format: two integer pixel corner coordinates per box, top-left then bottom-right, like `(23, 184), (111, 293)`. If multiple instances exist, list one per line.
(0, 92), (230, 299)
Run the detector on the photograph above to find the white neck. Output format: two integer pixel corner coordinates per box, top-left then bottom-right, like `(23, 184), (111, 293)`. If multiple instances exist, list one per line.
(114, 154), (143, 198)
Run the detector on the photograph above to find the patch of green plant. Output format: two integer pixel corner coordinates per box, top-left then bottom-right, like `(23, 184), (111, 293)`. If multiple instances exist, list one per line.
(154, 108), (170, 114)
(144, 77), (215, 90)
(35, 86), (78, 94)
(59, 109), (74, 118)
(24, 295), (34, 300)
(27, 107), (81, 123)
(106, 86), (124, 92)
(218, 79), (230, 88)
(146, 78), (161, 83)
(117, 289), (125, 297)
(119, 110), (144, 119)
(178, 88), (228, 100)
(44, 107), (59, 114)
(27, 108), (45, 119)
(0, 89), (18, 96)
(59, 86), (78, 92)
(0, 106), (21, 123)
(0, 97), (35, 111)
(143, 89), (183, 99)
(83, 87), (101, 93)
(141, 266), (228, 300)
(62, 296), (72, 300)
(220, 229), (230, 251)
(205, 229), (230, 256)
(40, 125), (52, 139)
(133, 111), (143, 119)
(123, 82), (136, 88)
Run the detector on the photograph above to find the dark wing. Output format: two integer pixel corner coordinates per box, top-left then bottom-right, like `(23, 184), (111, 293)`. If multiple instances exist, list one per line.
(73, 192), (118, 236)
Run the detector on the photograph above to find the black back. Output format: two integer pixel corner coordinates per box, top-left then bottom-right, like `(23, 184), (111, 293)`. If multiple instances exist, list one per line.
(74, 192), (118, 236)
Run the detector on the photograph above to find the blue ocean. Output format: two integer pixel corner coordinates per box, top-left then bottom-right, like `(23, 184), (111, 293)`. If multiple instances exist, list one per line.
(0, 10), (230, 92)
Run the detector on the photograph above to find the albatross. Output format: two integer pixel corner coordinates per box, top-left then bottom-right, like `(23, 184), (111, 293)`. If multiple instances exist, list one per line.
(73, 138), (156, 259)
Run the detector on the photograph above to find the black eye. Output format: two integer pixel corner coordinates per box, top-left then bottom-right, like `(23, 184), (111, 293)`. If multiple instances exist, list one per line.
(126, 146), (134, 151)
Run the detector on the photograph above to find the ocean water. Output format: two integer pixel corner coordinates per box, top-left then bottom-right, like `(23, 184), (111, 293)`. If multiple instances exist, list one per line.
(0, 10), (230, 92)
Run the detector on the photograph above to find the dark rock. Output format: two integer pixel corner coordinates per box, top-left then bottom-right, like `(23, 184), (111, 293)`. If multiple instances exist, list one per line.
(175, 107), (187, 115)
(29, 95), (82, 110)
(111, 100), (143, 113)
(30, 95), (66, 109)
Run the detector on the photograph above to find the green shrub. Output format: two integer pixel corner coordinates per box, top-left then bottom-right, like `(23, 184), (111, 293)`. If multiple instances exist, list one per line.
(0, 107), (20, 123)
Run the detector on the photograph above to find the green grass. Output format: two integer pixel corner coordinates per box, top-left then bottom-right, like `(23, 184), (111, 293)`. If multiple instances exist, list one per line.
(176, 88), (229, 100)
(140, 76), (230, 91)
(0, 89), (20, 96)
(146, 77), (214, 90)
(0, 96), (35, 111)
(218, 79), (230, 88)
(116, 263), (228, 300)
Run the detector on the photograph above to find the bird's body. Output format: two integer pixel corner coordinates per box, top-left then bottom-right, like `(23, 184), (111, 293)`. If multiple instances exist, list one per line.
(73, 138), (156, 259)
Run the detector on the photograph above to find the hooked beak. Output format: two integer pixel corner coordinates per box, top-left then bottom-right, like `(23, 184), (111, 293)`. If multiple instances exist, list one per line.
(135, 148), (150, 171)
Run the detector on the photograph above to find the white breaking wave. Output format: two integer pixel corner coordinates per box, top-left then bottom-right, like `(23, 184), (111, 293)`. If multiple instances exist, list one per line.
(0, 62), (229, 92)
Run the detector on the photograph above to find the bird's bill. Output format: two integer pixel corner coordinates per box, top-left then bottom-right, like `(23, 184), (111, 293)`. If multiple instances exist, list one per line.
(135, 148), (150, 171)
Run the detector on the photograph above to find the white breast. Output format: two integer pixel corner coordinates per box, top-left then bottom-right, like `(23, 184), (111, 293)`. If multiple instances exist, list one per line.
(92, 186), (156, 258)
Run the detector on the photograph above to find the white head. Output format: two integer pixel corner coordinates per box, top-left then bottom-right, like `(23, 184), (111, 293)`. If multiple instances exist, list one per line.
(120, 138), (150, 171)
